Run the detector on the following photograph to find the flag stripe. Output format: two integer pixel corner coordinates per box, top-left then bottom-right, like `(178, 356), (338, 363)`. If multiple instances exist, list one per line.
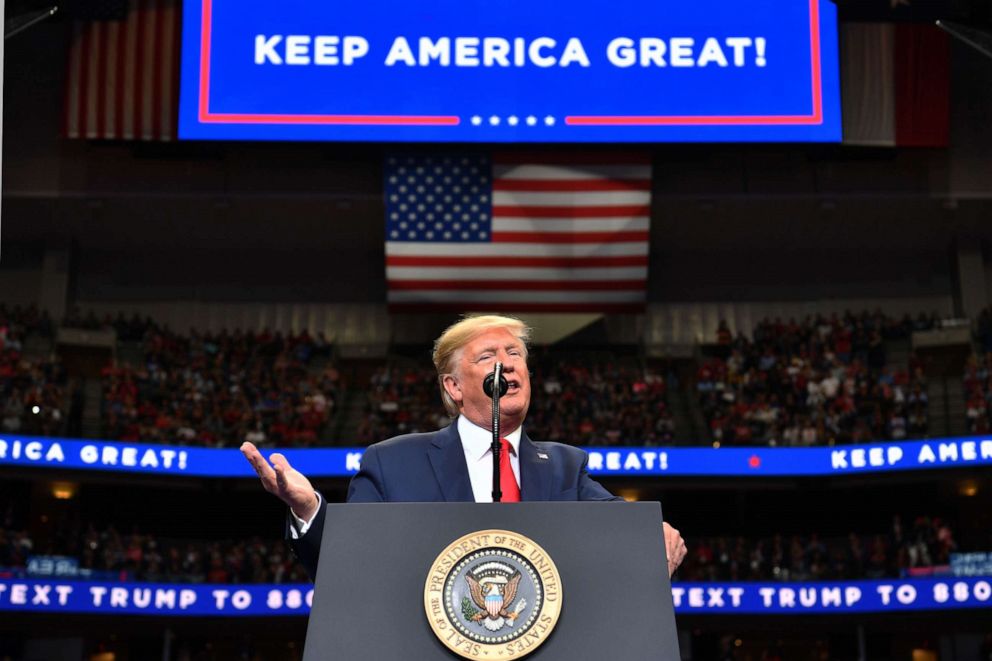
(95, 21), (108, 138)
(492, 231), (649, 244)
(493, 164), (651, 181)
(493, 204), (650, 218)
(493, 179), (652, 192)
(134, 0), (147, 138)
(105, 20), (120, 137)
(492, 191), (651, 206)
(123, 2), (139, 138)
(115, 15), (127, 138)
(77, 24), (91, 138)
(387, 267), (648, 280)
(388, 280), (647, 292)
(385, 242), (649, 257)
(152, 0), (164, 140)
(492, 218), (649, 233)
(386, 255), (648, 268)
(65, 23), (84, 138)
(65, 0), (179, 141)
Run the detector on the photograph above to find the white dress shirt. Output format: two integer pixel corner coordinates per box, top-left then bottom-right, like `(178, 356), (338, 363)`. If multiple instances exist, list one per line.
(457, 415), (522, 503)
(290, 416), (522, 537)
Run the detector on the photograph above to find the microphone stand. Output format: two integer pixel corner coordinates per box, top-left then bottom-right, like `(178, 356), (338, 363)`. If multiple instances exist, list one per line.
(490, 362), (503, 503)
(484, 362), (508, 502)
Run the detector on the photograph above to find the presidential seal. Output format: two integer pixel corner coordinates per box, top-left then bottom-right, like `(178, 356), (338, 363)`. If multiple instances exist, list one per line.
(424, 530), (562, 659)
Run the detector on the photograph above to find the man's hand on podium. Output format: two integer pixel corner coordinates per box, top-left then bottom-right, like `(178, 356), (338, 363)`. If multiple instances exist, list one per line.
(241, 442), (320, 521)
(663, 522), (687, 578)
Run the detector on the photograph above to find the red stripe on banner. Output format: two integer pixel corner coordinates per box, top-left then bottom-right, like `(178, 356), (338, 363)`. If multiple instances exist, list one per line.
(199, 0), (212, 119)
(201, 113), (461, 125)
(388, 280), (647, 291)
(494, 205), (650, 218)
(76, 25), (92, 139)
(564, 0), (823, 127)
(809, 0), (823, 123)
(115, 17), (127, 139)
(492, 231), (649, 244)
(492, 179), (651, 192)
(196, 0), (457, 127)
(492, 152), (653, 166)
(94, 22), (107, 138)
(566, 114), (824, 126)
(390, 303), (646, 314)
(386, 255), (649, 268)
(151, 0), (165, 140)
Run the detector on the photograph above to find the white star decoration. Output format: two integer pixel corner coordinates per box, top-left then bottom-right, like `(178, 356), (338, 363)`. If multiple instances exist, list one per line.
(466, 115), (554, 127)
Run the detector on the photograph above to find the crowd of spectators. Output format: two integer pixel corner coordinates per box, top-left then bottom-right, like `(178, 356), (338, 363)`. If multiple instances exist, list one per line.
(101, 326), (340, 448)
(0, 522), (308, 584)
(967, 307), (992, 433)
(357, 355), (676, 446)
(0, 513), (960, 585)
(0, 304), (68, 437)
(697, 312), (933, 447)
(964, 351), (992, 434)
(675, 515), (958, 583)
(356, 364), (450, 444)
(63, 307), (159, 342)
(0, 304), (55, 342)
(526, 356), (675, 446)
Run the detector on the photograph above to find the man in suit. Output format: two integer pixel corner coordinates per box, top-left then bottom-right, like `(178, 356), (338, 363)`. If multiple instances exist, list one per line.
(242, 315), (687, 579)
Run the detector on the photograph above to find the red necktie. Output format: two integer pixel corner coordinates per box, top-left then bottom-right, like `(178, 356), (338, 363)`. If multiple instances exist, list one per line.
(499, 438), (521, 502)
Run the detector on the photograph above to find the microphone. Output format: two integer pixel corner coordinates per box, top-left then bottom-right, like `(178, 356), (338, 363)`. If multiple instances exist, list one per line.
(486, 362), (506, 502)
(483, 371), (509, 399)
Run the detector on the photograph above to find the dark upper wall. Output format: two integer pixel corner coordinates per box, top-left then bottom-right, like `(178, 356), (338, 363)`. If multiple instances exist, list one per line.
(3, 18), (992, 304)
(8, 20), (992, 202)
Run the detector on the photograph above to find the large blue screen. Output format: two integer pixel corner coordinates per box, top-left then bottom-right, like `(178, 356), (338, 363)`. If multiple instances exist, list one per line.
(177, 0), (841, 143)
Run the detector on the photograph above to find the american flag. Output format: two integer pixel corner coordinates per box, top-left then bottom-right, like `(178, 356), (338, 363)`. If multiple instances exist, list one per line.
(63, 0), (181, 141)
(384, 154), (652, 313)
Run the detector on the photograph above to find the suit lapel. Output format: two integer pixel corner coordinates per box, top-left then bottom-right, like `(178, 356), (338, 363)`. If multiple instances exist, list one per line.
(519, 432), (553, 502)
(428, 423), (474, 502)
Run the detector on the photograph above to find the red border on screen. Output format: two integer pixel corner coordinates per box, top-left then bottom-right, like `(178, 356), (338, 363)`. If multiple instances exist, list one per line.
(195, 0), (824, 128)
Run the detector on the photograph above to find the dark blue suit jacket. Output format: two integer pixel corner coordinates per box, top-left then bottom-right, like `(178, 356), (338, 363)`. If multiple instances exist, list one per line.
(290, 423), (621, 578)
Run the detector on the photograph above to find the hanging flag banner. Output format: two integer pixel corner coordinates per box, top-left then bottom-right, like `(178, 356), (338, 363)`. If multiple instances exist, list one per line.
(0, 577), (989, 616)
(178, 0), (842, 142)
(384, 153), (652, 313)
(1, 435), (991, 478)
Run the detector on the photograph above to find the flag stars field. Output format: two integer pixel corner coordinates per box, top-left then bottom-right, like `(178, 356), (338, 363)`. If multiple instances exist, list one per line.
(384, 153), (651, 312)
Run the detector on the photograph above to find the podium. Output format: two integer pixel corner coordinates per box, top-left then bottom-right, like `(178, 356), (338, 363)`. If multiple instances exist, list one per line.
(303, 502), (680, 660)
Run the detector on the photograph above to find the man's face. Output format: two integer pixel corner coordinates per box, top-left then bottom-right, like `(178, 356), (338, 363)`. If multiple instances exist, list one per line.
(443, 327), (531, 432)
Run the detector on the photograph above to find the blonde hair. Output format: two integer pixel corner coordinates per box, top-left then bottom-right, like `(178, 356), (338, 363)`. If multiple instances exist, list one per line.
(432, 315), (531, 416)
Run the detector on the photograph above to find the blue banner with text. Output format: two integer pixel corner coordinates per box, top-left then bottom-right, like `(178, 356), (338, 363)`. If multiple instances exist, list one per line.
(1, 578), (989, 616)
(1, 435), (991, 478)
(178, 0), (841, 143)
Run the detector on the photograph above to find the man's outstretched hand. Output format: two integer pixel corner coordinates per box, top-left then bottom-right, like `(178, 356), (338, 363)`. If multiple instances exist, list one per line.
(663, 522), (687, 578)
(241, 442), (320, 521)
